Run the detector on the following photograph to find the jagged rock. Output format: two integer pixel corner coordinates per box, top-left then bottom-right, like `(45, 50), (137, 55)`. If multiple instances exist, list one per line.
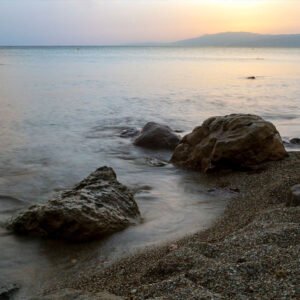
(8, 167), (140, 241)
(134, 122), (181, 150)
(287, 184), (300, 207)
(171, 114), (287, 172)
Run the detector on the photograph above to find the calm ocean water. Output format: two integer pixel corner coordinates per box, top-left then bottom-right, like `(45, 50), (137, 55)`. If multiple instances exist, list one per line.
(0, 47), (299, 297)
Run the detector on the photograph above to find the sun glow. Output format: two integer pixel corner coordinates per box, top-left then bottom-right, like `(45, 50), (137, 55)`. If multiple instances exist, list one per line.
(0, 0), (299, 45)
(188, 0), (300, 37)
(210, 0), (265, 6)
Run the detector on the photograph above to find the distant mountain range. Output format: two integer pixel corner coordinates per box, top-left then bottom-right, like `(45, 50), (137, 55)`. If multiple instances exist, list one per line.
(171, 32), (300, 47)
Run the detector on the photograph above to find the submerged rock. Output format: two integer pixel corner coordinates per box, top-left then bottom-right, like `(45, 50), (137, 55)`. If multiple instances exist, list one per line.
(134, 122), (181, 150)
(283, 137), (300, 148)
(145, 157), (168, 167)
(8, 167), (140, 241)
(287, 184), (300, 207)
(171, 114), (287, 172)
(0, 283), (20, 299)
(119, 127), (140, 138)
(290, 137), (300, 145)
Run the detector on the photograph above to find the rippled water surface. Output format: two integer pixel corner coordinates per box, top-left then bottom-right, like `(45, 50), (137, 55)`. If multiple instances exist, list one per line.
(0, 47), (299, 297)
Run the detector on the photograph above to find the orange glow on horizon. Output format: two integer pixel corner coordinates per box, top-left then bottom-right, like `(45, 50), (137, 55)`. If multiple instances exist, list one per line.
(0, 0), (299, 45)
(168, 0), (300, 41)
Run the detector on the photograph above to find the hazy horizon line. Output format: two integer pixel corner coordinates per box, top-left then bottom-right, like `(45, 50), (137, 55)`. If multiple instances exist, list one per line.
(1, 31), (300, 48)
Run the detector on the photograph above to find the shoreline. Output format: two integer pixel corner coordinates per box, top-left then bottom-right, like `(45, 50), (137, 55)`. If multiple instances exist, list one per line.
(42, 152), (300, 299)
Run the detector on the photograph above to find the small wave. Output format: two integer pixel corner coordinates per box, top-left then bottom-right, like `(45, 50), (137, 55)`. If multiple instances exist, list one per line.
(0, 195), (27, 213)
(86, 125), (140, 139)
(283, 137), (300, 150)
(262, 113), (299, 121)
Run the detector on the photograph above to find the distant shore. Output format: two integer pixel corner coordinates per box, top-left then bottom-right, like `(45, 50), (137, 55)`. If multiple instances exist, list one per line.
(54, 151), (300, 299)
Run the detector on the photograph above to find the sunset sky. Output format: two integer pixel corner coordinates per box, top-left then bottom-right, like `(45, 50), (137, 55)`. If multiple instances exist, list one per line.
(0, 0), (299, 45)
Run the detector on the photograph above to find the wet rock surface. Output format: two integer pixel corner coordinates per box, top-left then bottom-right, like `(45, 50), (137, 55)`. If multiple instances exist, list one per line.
(134, 122), (181, 150)
(171, 114), (287, 172)
(284, 137), (300, 148)
(7, 167), (140, 242)
(290, 137), (300, 145)
(144, 157), (168, 167)
(120, 128), (140, 138)
(0, 283), (20, 300)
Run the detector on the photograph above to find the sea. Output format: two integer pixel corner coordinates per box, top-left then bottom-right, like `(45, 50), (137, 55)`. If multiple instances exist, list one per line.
(0, 46), (299, 298)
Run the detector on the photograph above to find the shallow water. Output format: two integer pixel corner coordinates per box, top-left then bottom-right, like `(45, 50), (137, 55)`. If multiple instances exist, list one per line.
(0, 47), (299, 297)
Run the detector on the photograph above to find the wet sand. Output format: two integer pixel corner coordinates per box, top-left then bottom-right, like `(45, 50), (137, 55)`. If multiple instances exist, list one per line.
(23, 151), (299, 299)
(52, 151), (300, 299)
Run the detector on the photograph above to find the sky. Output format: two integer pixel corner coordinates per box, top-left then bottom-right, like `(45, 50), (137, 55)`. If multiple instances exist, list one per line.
(0, 0), (300, 45)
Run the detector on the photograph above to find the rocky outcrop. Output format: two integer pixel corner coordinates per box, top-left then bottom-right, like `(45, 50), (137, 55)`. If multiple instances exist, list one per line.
(8, 167), (140, 241)
(134, 122), (181, 150)
(171, 114), (287, 172)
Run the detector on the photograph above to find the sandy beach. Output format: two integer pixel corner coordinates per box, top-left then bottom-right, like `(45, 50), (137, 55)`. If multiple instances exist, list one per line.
(35, 151), (299, 299)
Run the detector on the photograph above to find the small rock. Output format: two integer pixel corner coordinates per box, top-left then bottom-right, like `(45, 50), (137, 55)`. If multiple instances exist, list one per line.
(134, 122), (181, 150)
(0, 283), (19, 299)
(120, 128), (140, 138)
(290, 138), (300, 145)
(286, 184), (300, 207)
(145, 157), (168, 167)
(275, 269), (287, 279)
(168, 244), (179, 252)
(246, 76), (256, 80)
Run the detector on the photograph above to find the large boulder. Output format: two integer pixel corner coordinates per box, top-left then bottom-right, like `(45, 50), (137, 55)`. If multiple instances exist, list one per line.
(171, 114), (287, 172)
(7, 167), (140, 241)
(134, 122), (181, 150)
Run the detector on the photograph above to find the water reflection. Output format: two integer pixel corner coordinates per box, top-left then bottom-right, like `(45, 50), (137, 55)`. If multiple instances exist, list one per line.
(0, 47), (299, 297)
